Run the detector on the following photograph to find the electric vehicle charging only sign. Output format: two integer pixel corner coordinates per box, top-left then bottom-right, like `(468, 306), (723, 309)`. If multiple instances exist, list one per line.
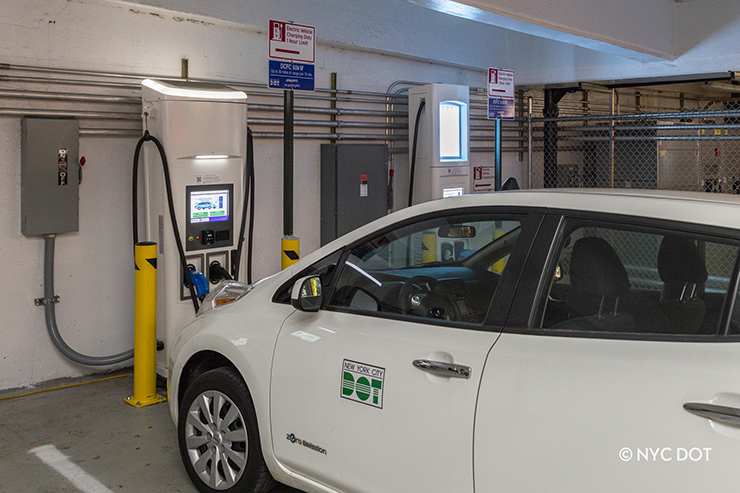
(269, 20), (315, 63)
(269, 20), (316, 91)
(488, 68), (515, 120)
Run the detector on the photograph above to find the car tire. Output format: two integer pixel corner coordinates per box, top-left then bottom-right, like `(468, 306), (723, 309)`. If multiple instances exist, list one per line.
(178, 367), (275, 493)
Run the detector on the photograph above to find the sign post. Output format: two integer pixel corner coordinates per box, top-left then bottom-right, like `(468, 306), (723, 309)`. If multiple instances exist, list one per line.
(488, 68), (515, 191)
(269, 19), (316, 268)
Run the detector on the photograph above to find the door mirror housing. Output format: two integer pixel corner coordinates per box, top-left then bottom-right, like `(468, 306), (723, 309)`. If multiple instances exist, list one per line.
(291, 276), (323, 312)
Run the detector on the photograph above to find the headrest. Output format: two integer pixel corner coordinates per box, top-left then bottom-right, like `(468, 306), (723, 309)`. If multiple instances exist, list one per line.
(658, 235), (708, 284)
(570, 237), (630, 297)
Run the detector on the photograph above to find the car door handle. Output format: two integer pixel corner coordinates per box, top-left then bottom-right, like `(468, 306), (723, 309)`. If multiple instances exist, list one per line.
(684, 402), (740, 426)
(412, 359), (471, 379)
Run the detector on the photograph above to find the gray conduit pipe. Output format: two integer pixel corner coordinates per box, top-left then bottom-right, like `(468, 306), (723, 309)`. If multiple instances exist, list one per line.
(44, 234), (133, 366)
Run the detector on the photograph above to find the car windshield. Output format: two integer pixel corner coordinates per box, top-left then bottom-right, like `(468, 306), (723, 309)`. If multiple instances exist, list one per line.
(353, 218), (520, 271)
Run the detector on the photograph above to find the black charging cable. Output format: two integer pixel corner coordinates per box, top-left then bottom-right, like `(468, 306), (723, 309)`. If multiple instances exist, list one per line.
(408, 99), (426, 207)
(234, 127), (255, 284)
(132, 130), (199, 313)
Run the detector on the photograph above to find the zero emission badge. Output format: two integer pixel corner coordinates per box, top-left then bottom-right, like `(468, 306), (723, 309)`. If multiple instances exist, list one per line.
(341, 359), (385, 409)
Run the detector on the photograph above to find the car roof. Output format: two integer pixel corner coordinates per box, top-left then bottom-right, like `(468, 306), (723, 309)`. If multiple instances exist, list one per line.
(298, 189), (740, 274)
(409, 189), (740, 229)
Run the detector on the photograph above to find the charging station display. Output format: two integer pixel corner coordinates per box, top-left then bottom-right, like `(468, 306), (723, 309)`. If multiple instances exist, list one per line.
(440, 102), (465, 161)
(189, 189), (229, 224)
(185, 184), (235, 251)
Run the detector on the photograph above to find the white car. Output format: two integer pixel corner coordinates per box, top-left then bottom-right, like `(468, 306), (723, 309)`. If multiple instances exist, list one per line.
(168, 189), (740, 493)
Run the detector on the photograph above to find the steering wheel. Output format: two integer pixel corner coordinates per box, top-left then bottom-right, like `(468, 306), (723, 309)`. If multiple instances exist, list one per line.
(398, 276), (461, 321)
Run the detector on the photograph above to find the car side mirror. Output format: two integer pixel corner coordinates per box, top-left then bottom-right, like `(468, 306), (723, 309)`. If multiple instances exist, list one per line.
(291, 276), (323, 312)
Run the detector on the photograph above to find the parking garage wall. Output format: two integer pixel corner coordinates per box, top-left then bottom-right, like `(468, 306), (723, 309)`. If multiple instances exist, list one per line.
(0, 0), (516, 389)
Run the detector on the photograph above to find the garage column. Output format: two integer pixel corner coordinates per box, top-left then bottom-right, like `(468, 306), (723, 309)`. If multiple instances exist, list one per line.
(543, 88), (574, 188)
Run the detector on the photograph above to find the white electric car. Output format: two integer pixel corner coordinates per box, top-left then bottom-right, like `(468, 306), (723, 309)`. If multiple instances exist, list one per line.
(169, 189), (740, 493)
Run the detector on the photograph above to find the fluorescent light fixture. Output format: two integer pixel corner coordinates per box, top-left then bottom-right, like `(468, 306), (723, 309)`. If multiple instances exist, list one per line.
(195, 154), (229, 160)
(142, 79), (247, 100)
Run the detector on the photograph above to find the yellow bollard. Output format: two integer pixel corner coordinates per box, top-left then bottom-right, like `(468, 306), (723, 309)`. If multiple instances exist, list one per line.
(125, 242), (166, 408)
(281, 236), (300, 270)
(422, 232), (437, 264)
(491, 230), (506, 274)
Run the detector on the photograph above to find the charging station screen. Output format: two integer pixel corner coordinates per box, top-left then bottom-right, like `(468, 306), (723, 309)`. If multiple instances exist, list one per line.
(189, 189), (229, 223)
(440, 102), (464, 161)
(443, 187), (464, 198)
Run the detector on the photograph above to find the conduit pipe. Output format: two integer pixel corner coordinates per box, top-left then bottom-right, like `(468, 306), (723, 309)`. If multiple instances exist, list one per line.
(43, 234), (133, 366)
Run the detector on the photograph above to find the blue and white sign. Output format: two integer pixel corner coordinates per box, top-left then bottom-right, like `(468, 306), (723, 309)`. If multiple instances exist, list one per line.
(488, 97), (515, 120)
(268, 60), (315, 92)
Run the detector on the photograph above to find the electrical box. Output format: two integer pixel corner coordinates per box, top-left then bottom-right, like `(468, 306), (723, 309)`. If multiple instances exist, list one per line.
(320, 144), (388, 245)
(21, 119), (80, 236)
(408, 84), (470, 205)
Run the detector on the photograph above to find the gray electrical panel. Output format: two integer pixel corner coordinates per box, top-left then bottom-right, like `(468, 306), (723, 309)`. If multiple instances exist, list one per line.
(320, 144), (388, 246)
(21, 119), (80, 236)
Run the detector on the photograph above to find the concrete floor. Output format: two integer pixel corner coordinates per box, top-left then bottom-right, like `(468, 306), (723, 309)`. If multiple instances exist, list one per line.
(0, 370), (297, 492)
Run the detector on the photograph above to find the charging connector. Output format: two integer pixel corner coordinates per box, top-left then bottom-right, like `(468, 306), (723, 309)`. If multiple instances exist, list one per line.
(208, 261), (233, 284)
(188, 271), (210, 300)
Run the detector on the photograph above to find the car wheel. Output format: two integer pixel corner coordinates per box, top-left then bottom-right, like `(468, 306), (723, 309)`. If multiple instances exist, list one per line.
(178, 367), (274, 492)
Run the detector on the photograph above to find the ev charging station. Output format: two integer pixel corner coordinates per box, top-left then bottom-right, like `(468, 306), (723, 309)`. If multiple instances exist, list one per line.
(139, 79), (248, 377)
(408, 84), (471, 206)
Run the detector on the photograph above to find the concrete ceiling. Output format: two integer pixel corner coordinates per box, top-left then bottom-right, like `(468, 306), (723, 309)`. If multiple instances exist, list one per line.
(117, 0), (669, 69)
(403, 0), (675, 62)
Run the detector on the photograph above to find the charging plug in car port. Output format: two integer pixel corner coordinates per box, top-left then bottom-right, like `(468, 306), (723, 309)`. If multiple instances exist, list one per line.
(209, 261), (233, 284)
(184, 264), (210, 300)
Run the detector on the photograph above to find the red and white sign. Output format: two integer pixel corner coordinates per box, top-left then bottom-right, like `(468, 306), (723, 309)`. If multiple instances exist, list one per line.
(473, 166), (495, 192)
(269, 20), (315, 63)
(488, 68), (515, 99)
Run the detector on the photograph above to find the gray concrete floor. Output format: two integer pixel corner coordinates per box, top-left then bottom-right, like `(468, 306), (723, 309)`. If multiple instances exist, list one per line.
(0, 370), (297, 492)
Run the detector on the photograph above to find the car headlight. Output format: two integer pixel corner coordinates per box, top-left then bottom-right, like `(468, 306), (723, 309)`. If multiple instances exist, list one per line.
(197, 280), (253, 317)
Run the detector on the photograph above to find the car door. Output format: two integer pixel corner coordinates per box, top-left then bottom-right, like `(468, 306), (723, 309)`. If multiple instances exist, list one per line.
(270, 209), (542, 492)
(475, 212), (740, 491)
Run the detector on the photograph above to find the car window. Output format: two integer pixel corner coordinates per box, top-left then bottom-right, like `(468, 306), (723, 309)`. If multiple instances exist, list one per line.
(537, 221), (740, 337)
(729, 271), (740, 335)
(327, 213), (523, 325)
(272, 249), (343, 304)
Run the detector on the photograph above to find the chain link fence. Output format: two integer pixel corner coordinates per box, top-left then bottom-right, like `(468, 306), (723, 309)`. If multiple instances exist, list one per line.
(528, 90), (740, 193)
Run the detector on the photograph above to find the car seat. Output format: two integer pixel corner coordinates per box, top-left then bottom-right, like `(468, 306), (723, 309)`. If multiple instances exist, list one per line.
(551, 237), (634, 332)
(637, 235), (707, 334)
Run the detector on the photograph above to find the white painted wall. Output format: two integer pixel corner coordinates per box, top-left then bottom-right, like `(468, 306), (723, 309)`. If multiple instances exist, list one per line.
(0, 0), (489, 389)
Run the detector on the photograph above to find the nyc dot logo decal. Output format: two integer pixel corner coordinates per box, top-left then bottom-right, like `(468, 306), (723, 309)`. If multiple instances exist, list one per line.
(341, 359), (385, 409)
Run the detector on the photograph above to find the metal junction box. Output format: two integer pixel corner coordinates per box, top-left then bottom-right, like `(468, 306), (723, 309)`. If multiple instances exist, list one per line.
(320, 144), (388, 246)
(21, 119), (80, 236)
